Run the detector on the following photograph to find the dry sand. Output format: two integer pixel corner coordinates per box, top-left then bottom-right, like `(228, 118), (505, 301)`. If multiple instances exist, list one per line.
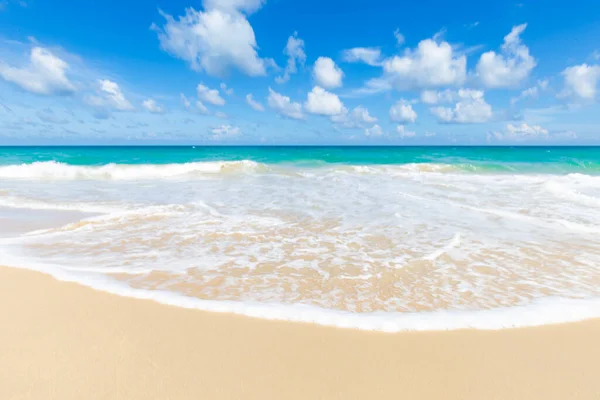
(1, 265), (599, 400)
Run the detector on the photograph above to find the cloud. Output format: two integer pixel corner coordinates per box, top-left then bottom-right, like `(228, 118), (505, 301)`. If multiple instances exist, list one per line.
(246, 93), (264, 111)
(267, 87), (304, 119)
(85, 79), (134, 112)
(313, 57), (343, 89)
(304, 86), (346, 116)
(341, 47), (382, 67)
(394, 29), (405, 46)
(180, 93), (191, 109)
(420, 89), (455, 104)
(488, 122), (568, 142)
(196, 100), (209, 114)
(220, 82), (234, 95)
(365, 124), (383, 136)
(0, 47), (76, 95)
(476, 24), (536, 88)
(197, 83), (225, 106)
(430, 89), (492, 123)
(152, 1), (267, 77)
(396, 125), (416, 138)
(142, 98), (165, 114)
(211, 124), (241, 139)
(560, 63), (600, 100)
(510, 79), (549, 104)
(379, 38), (466, 89)
(331, 105), (377, 128)
(389, 99), (417, 123)
(275, 32), (306, 84)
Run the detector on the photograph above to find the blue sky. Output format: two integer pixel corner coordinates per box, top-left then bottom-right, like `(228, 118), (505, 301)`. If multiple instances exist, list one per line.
(1, 0), (599, 145)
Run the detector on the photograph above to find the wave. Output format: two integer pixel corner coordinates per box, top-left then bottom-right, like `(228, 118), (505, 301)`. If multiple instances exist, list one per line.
(1, 255), (599, 332)
(0, 160), (267, 180)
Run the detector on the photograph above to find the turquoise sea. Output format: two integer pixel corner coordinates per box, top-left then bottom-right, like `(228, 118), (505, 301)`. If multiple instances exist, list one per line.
(0, 146), (599, 331)
(1, 146), (600, 173)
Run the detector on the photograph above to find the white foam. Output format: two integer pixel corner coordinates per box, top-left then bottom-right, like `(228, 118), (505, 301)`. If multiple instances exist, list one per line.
(0, 160), (266, 180)
(1, 255), (599, 332)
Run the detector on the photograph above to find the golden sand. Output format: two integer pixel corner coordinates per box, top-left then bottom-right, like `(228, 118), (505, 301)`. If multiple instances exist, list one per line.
(1, 265), (599, 400)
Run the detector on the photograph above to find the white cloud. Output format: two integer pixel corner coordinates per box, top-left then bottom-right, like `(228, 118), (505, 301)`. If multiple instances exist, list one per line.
(488, 122), (559, 142)
(180, 93), (191, 109)
(152, 1), (267, 77)
(507, 122), (548, 136)
(380, 38), (466, 89)
(305, 86), (346, 116)
(476, 24), (536, 88)
(313, 57), (343, 89)
(215, 111), (228, 119)
(245, 93), (264, 111)
(211, 124), (241, 139)
(394, 29), (405, 46)
(560, 64), (600, 100)
(85, 79), (134, 112)
(430, 89), (492, 123)
(396, 125), (416, 138)
(220, 82), (234, 95)
(196, 100), (209, 114)
(420, 89), (455, 104)
(142, 98), (165, 114)
(389, 99), (417, 123)
(0, 47), (76, 95)
(267, 87), (304, 119)
(197, 83), (225, 106)
(275, 32), (306, 84)
(341, 47), (382, 67)
(510, 79), (549, 104)
(365, 124), (383, 136)
(331, 105), (377, 128)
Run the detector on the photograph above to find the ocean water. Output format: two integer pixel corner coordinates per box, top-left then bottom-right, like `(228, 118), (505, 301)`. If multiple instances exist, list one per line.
(1, 146), (600, 331)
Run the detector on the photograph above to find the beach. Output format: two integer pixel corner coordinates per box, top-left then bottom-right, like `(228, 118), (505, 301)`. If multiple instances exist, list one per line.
(2, 265), (599, 400)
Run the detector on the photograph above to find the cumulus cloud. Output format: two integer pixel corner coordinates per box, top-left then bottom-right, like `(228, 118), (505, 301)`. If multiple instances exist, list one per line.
(152, 1), (268, 77)
(389, 99), (417, 123)
(313, 57), (343, 89)
(142, 98), (165, 113)
(560, 63), (600, 100)
(331, 105), (377, 128)
(487, 122), (571, 142)
(510, 79), (549, 104)
(430, 89), (492, 123)
(211, 123), (241, 139)
(305, 86), (346, 116)
(85, 79), (134, 112)
(476, 24), (536, 88)
(0, 47), (76, 95)
(275, 32), (306, 84)
(380, 38), (466, 90)
(396, 125), (416, 138)
(220, 82), (234, 95)
(420, 89), (455, 104)
(365, 124), (383, 136)
(245, 93), (264, 111)
(341, 47), (382, 66)
(197, 83), (225, 106)
(267, 87), (304, 119)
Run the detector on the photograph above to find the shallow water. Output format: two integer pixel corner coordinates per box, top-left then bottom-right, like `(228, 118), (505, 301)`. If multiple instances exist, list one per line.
(1, 146), (599, 331)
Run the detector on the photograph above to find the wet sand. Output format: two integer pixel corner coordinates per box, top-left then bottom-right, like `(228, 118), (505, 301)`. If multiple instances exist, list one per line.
(1, 265), (599, 400)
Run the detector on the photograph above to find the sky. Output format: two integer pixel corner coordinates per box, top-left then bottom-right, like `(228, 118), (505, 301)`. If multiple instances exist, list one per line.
(0, 0), (600, 145)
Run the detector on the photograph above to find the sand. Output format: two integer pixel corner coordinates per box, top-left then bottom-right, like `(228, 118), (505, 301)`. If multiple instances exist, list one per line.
(1, 266), (599, 400)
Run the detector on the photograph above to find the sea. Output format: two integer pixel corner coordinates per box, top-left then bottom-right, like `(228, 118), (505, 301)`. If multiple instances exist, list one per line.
(1, 146), (599, 331)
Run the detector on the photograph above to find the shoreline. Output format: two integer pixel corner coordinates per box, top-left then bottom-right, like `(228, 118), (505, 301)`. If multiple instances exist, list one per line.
(2, 265), (600, 399)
